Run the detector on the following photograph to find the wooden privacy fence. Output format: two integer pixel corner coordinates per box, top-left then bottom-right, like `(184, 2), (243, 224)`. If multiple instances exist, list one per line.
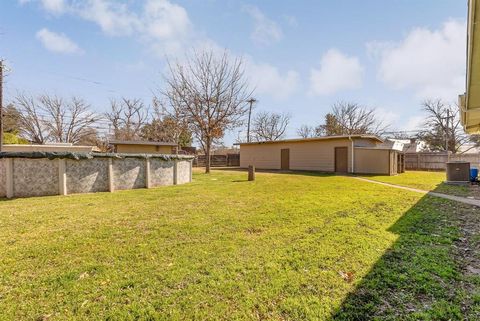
(450, 153), (480, 169)
(405, 152), (480, 171)
(193, 154), (240, 167)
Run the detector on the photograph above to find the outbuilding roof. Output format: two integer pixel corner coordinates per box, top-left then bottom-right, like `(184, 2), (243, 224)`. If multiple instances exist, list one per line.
(109, 140), (178, 146)
(235, 135), (383, 146)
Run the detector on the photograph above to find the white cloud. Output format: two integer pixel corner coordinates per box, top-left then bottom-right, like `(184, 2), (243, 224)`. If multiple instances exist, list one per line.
(36, 28), (84, 54)
(246, 60), (299, 100)
(403, 114), (426, 131)
(243, 5), (282, 45)
(375, 107), (399, 126)
(23, 0), (195, 56)
(78, 0), (194, 55)
(76, 0), (140, 36)
(42, 0), (65, 13)
(82, 0), (193, 56)
(142, 0), (193, 55)
(370, 19), (466, 100)
(18, 0), (66, 14)
(143, 0), (191, 39)
(309, 49), (364, 95)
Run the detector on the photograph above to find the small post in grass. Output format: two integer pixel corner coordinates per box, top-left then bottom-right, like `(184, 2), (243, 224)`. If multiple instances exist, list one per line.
(248, 165), (255, 181)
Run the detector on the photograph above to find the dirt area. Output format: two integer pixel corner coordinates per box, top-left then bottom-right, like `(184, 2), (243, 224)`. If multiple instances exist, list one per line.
(467, 183), (480, 199)
(453, 201), (480, 318)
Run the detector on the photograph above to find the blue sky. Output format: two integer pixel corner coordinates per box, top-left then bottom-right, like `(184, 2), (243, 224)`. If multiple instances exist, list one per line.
(0, 0), (468, 145)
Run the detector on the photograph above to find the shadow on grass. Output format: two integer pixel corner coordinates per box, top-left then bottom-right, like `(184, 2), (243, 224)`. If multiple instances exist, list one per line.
(434, 182), (472, 198)
(331, 194), (480, 320)
(210, 167), (340, 178)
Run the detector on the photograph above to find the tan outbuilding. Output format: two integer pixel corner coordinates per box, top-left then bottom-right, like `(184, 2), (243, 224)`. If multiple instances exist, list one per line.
(238, 135), (403, 175)
(109, 140), (177, 154)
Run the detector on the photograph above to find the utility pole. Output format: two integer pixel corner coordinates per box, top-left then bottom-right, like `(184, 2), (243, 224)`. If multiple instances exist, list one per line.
(445, 108), (449, 154)
(0, 60), (3, 152)
(442, 108), (455, 161)
(246, 98), (256, 143)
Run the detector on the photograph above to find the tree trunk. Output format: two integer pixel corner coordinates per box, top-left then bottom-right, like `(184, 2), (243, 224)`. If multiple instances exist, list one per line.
(205, 138), (211, 174)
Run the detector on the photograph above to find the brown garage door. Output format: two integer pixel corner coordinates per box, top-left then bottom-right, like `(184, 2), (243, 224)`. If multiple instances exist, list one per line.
(335, 147), (348, 173)
(281, 149), (290, 170)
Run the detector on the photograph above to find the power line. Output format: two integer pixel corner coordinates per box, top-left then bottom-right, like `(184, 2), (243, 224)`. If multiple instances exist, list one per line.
(383, 129), (423, 134)
(4, 61), (158, 99)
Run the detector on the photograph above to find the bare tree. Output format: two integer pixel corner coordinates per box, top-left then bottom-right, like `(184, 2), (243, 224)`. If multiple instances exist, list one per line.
(14, 93), (49, 143)
(297, 125), (313, 138)
(160, 50), (252, 173)
(13, 93), (101, 144)
(40, 95), (102, 143)
(297, 124), (320, 138)
(418, 99), (479, 153)
(105, 98), (148, 140)
(319, 102), (388, 136)
(251, 111), (290, 141)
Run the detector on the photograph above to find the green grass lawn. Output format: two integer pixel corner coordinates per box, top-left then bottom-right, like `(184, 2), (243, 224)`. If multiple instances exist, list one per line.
(358, 171), (472, 197)
(0, 170), (479, 320)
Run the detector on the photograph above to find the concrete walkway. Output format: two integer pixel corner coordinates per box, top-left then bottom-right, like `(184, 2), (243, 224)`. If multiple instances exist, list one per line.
(353, 176), (480, 207)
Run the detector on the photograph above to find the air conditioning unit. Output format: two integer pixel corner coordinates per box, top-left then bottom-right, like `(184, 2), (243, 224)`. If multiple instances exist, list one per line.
(446, 161), (470, 182)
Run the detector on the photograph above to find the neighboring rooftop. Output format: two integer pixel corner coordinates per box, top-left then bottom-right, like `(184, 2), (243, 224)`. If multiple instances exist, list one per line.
(2, 144), (97, 153)
(235, 135), (384, 146)
(109, 140), (178, 146)
(381, 138), (430, 153)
